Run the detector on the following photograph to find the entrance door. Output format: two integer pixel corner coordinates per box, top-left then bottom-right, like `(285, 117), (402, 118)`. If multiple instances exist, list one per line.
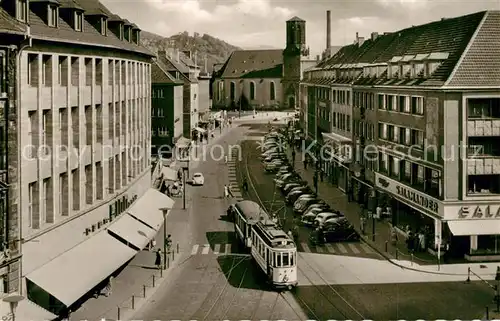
(288, 96), (295, 109)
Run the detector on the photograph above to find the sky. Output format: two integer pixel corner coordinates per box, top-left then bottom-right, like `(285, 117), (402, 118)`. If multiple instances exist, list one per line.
(101, 0), (500, 56)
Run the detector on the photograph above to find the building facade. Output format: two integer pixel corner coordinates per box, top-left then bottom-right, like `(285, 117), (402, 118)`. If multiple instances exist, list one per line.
(197, 72), (211, 119)
(302, 10), (500, 261)
(0, 0), (174, 319)
(212, 16), (313, 110)
(151, 57), (183, 157)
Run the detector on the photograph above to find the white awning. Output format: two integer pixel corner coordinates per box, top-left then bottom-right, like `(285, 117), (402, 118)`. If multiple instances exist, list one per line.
(161, 166), (177, 181)
(194, 127), (206, 133)
(176, 137), (191, 149)
(127, 188), (174, 231)
(14, 299), (57, 321)
(447, 220), (500, 236)
(322, 132), (351, 143)
(26, 232), (136, 307)
(107, 213), (157, 250)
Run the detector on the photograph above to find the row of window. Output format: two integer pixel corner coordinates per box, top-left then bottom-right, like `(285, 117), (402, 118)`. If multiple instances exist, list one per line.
(226, 81), (276, 102)
(27, 54), (149, 89)
(152, 127), (170, 137)
(353, 92), (376, 110)
(251, 231), (295, 268)
(152, 89), (164, 99)
(378, 94), (424, 115)
(27, 154), (147, 230)
(379, 153), (440, 198)
(353, 121), (376, 141)
(152, 107), (165, 117)
(378, 122), (424, 148)
(468, 98), (500, 119)
(333, 113), (351, 132)
(317, 88), (351, 105)
(26, 99), (149, 159)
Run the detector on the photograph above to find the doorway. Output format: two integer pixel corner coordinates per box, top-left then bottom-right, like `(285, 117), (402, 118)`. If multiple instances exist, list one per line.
(288, 96), (295, 109)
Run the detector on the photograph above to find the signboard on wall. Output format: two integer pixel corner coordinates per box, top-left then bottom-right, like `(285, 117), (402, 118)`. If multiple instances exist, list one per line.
(443, 204), (500, 220)
(374, 173), (443, 217)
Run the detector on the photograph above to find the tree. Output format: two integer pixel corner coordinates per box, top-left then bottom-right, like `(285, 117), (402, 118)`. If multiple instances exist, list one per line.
(238, 93), (250, 110)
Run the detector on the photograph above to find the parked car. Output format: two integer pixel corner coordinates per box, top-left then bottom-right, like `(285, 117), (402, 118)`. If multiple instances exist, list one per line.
(303, 203), (329, 214)
(293, 195), (316, 209)
(314, 212), (341, 227)
(301, 213), (318, 226)
(286, 189), (313, 204)
(265, 160), (284, 172)
(302, 206), (328, 218)
(282, 182), (303, 194)
(192, 173), (204, 186)
(295, 199), (322, 214)
(320, 218), (359, 243)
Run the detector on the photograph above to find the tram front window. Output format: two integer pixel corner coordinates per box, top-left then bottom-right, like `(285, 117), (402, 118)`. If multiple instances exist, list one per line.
(290, 252), (294, 266)
(282, 252), (290, 267)
(274, 252), (282, 267)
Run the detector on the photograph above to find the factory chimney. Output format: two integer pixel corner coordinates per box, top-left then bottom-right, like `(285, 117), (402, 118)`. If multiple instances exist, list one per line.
(326, 10), (331, 55)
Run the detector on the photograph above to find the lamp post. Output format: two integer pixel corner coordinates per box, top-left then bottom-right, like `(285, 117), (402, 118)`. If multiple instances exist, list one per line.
(160, 208), (169, 270)
(3, 293), (24, 321)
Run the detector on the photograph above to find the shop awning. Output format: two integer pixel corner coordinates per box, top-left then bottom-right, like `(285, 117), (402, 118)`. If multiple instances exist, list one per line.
(161, 166), (177, 181)
(107, 213), (157, 250)
(14, 299), (57, 321)
(447, 220), (500, 236)
(194, 127), (206, 133)
(322, 132), (352, 143)
(176, 137), (191, 149)
(25, 232), (136, 307)
(127, 188), (174, 231)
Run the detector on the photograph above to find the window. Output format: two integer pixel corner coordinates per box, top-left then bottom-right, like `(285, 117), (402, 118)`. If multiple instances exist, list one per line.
(392, 157), (400, 178)
(17, 0), (27, 22)
(85, 165), (92, 205)
(59, 173), (68, 216)
(48, 5), (58, 27)
(41, 111), (49, 155)
(71, 107), (79, 147)
(399, 127), (407, 145)
(96, 104), (103, 143)
(378, 123), (387, 140)
(74, 12), (83, 31)
(270, 82), (276, 100)
(229, 81), (235, 101)
(379, 153), (388, 173)
(43, 178), (53, 223)
(411, 96), (424, 115)
(70, 57), (79, 86)
(346, 115), (351, 132)
(378, 94), (385, 109)
(249, 82), (255, 100)
(95, 58), (103, 86)
(411, 129), (424, 148)
(28, 54), (39, 86)
(84, 105), (92, 146)
(387, 125), (394, 141)
(387, 95), (395, 111)
(101, 17), (107, 36)
(402, 161), (412, 184)
(42, 55), (52, 86)
(27, 111), (36, 159)
(85, 58), (92, 86)
(72, 169), (80, 211)
(96, 162), (103, 200)
(468, 175), (500, 195)
(28, 182), (38, 229)
(282, 252), (290, 267)
(58, 56), (68, 86)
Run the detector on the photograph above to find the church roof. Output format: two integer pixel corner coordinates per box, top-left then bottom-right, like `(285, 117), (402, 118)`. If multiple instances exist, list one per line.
(288, 16), (305, 22)
(218, 49), (283, 79)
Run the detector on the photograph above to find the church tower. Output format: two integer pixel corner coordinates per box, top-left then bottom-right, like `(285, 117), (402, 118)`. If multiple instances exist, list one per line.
(282, 16), (307, 110)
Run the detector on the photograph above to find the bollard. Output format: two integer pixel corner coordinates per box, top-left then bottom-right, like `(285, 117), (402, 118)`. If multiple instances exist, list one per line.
(117, 306), (121, 320)
(385, 241), (388, 252)
(160, 267), (163, 277)
(411, 253), (414, 266)
(486, 306), (489, 320)
(466, 267), (471, 283)
(172, 249), (175, 261)
(131, 295), (135, 309)
(395, 249), (399, 260)
(153, 275), (156, 287)
(167, 255), (170, 268)
(143, 285), (146, 298)
(177, 243), (179, 253)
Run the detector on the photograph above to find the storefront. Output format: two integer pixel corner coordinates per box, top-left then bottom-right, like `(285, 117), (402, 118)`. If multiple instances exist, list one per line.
(444, 204), (500, 261)
(321, 133), (351, 192)
(21, 173), (174, 317)
(175, 136), (192, 159)
(374, 173), (444, 249)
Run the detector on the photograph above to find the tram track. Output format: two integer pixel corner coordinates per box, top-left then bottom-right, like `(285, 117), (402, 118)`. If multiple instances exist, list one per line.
(241, 141), (367, 320)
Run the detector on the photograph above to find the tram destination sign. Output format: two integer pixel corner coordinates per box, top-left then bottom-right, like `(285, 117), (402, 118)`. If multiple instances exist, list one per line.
(374, 173), (442, 217)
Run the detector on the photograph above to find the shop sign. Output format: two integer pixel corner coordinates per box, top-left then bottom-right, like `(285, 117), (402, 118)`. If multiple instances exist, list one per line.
(457, 205), (500, 219)
(375, 173), (442, 216)
(83, 194), (138, 236)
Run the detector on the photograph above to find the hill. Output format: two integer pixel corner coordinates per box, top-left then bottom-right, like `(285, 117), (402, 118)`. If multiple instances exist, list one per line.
(141, 31), (241, 72)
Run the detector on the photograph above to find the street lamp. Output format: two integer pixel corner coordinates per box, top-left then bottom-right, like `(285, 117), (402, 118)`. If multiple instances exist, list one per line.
(3, 293), (24, 321)
(159, 208), (170, 270)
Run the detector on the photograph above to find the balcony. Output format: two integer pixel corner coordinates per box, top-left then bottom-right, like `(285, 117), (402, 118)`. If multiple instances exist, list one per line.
(467, 158), (500, 175)
(467, 119), (500, 136)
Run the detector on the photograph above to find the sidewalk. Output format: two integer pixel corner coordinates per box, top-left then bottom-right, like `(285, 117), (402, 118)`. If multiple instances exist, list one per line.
(288, 147), (461, 271)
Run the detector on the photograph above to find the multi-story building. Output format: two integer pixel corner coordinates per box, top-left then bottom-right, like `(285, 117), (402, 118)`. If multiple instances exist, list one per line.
(151, 57), (184, 157)
(212, 17), (315, 111)
(302, 10), (500, 261)
(157, 50), (199, 140)
(0, 0), (175, 319)
(198, 72), (211, 119)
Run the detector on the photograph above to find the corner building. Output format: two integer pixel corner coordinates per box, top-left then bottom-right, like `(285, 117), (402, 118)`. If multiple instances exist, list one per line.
(0, 0), (173, 319)
(302, 11), (500, 261)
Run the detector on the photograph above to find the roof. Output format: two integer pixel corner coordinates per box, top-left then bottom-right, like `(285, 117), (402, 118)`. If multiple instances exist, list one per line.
(156, 55), (195, 83)
(179, 51), (198, 68)
(21, 0), (152, 56)
(447, 11), (500, 87)
(151, 59), (183, 85)
(288, 16), (305, 22)
(313, 10), (488, 87)
(219, 49), (283, 78)
(0, 8), (27, 35)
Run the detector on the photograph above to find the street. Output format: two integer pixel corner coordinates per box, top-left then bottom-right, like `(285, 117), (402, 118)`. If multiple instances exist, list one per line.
(133, 125), (307, 320)
(237, 123), (496, 320)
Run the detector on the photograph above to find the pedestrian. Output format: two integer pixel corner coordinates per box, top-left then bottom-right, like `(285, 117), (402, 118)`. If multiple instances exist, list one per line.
(418, 232), (425, 252)
(165, 234), (172, 253)
(320, 170), (324, 182)
(390, 226), (398, 245)
(224, 155), (228, 164)
(227, 184), (234, 198)
(103, 276), (113, 297)
(360, 216), (366, 235)
(242, 177), (248, 191)
(224, 184), (229, 198)
(287, 230), (293, 239)
(443, 242), (450, 263)
(155, 249), (162, 269)
(303, 158), (307, 169)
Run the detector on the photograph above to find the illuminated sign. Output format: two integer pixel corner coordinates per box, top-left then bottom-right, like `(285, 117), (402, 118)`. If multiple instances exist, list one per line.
(83, 194), (138, 236)
(458, 205), (500, 219)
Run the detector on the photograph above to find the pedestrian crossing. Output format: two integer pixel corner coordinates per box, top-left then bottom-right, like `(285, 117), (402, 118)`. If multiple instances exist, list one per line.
(189, 242), (376, 256)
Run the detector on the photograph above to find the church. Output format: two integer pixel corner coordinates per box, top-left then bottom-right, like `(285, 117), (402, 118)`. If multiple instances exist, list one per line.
(211, 17), (316, 110)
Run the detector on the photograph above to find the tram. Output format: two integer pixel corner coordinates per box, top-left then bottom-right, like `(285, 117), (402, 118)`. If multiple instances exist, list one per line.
(250, 219), (298, 290)
(232, 200), (269, 248)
